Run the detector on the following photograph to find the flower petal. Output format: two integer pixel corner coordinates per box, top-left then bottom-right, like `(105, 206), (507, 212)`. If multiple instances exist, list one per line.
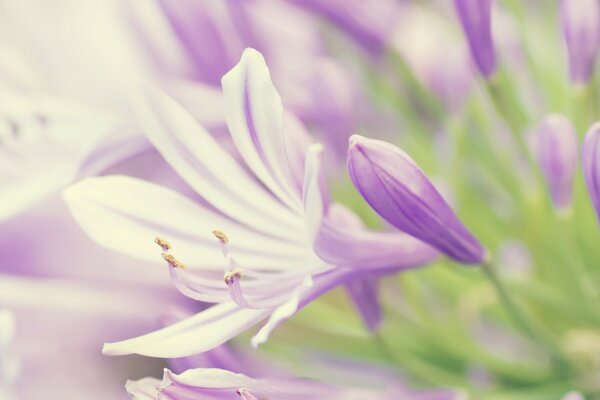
(131, 84), (304, 239)
(63, 175), (308, 271)
(222, 48), (301, 211)
(103, 302), (271, 358)
(345, 276), (382, 331)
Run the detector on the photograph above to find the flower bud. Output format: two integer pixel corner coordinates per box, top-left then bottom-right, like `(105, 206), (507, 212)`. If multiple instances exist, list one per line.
(453, 0), (496, 77)
(560, 0), (600, 84)
(583, 122), (600, 221)
(347, 135), (486, 264)
(534, 114), (578, 211)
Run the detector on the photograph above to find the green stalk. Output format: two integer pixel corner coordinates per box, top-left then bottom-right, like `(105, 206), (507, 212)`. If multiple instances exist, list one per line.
(481, 261), (569, 374)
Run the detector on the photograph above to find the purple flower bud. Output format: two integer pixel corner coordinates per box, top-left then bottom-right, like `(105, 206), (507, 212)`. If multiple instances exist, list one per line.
(347, 135), (486, 265)
(583, 122), (600, 221)
(534, 114), (578, 211)
(453, 0), (496, 77)
(561, 0), (600, 84)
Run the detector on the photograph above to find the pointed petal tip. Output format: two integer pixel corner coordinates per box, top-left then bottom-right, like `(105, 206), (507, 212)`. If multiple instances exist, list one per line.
(348, 134), (366, 148)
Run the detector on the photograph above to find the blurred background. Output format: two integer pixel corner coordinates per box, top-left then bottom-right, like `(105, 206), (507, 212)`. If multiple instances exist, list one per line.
(1, 1), (599, 399)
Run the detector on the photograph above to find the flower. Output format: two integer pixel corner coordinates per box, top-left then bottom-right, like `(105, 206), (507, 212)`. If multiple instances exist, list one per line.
(125, 367), (461, 400)
(64, 48), (436, 358)
(560, 0), (600, 85)
(453, 0), (496, 77)
(347, 135), (486, 264)
(583, 122), (600, 222)
(533, 114), (578, 211)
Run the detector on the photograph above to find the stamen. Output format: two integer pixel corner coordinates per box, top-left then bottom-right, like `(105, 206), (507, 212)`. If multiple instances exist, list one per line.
(212, 229), (229, 244)
(161, 252), (186, 269)
(224, 268), (243, 285)
(154, 237), (171, 251)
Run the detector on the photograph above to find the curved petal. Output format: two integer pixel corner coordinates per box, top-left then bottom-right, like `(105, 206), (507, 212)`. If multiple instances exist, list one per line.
(63, 175), (308, 271)
(222, 48), (301, 211)
(302, 143), (327, 243)
(131, 84), (304, 239)
(314, 221), (438, 270)
(103, 302), (271, 358)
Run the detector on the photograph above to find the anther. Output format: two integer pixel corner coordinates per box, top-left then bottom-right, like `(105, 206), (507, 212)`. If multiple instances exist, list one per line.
(161, 252), (186, 269)
(212, 229), (229, 244)
(154, 237), (171, 251)
(224, 268), (243, 284)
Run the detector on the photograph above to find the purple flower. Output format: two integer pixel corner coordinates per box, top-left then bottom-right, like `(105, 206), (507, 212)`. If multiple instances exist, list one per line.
(533, 114), (578, 211)
(583, 122), (600, 222)
(125, 367), (461, 400)
(348, 135), (486, 265)
(560, 0), (600, 84)
(453, 0), (496, 77)
(64, 48), (436, 358)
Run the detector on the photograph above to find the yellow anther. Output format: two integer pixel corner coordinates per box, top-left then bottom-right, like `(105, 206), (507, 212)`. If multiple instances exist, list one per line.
(161, 252), (186, 269)
(224, 268), (243, 285)
(212, 229), (229, 244)
(154, 237), (171, 251)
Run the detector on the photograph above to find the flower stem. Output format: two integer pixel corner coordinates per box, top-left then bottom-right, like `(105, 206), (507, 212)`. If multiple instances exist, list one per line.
(480, 261), (569, 374)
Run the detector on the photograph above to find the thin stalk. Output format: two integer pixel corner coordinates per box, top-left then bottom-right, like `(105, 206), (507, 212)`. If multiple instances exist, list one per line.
(481, 261), (569, 374)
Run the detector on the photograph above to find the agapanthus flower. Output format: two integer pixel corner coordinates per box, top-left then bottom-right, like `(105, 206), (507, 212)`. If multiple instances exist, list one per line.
(347, 135), (486, 264)
(125, 367), (460, 400)
(64, 48), (436, 358)
(583, 122), (600, 222)
(560, 0), (600, 85)
(533, 114), (578, 211)
(453, 0), (496, 77)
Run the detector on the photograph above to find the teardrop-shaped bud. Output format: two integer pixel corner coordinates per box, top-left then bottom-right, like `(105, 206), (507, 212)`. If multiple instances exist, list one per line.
(347, 135), (486, 264)
(560, 0), (600, 84)
(533, 114), (578, 211)
(454, 0), (496, 77)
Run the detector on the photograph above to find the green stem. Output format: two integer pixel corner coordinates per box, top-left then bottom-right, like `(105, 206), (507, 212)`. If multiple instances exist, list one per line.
(481, 262), (568, 374)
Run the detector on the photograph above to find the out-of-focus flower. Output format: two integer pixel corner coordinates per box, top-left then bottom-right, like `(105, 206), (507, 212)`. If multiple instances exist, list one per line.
(125, 367), (461, 400)
(560, 0), (600, 85)
(391, 4), (474, 111)
(348, 135), (486, 264)
(453, 0), (496, 77)
(0, 92), (128, 221)
(583, 122), (600, 222)
(0, 91), (195, 398)
(533, 114), (578, 211)
(64, 49), (436, 358)
(0, 275), (181, 400)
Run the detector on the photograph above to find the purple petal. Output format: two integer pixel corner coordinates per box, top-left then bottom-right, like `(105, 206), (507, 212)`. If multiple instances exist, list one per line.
(533, 114), (578, 211)
(347, 135), (486, 265)
(453, 0), (496, 77)
(131, 84), (304, 238)
(561, 0), (600, 84)
(222, 48), (302, 211)
(345, 276), (382, 331)
(103, 302), (271, 358)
